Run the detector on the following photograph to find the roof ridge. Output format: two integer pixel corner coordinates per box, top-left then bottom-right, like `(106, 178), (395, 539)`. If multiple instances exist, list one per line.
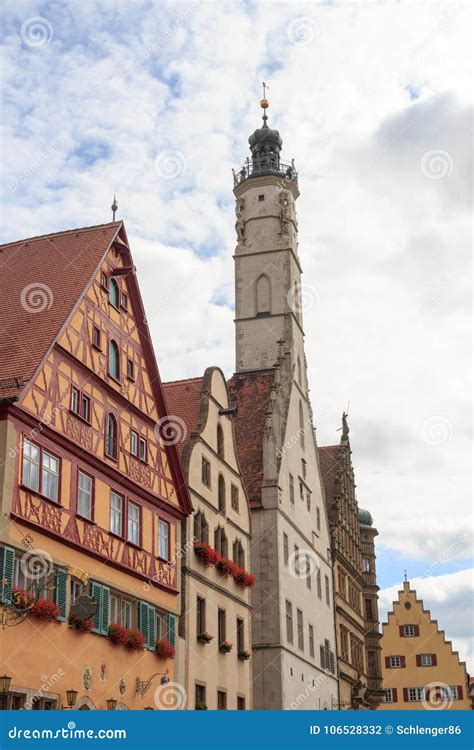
(0, 221), (122, 249)
(163, 376), (204, 386)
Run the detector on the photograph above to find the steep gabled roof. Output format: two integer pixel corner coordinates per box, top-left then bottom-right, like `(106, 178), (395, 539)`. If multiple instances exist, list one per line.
(0, 222), (121, 399)
(318, 444), (341, 506)
(228, 368), (276, 506)
(162, 376), (204, 455)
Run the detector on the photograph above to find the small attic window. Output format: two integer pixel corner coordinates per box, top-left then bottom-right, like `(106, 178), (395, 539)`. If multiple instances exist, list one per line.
(100, 271), (108, 289)
(120, 291), (128, 311)
(258, 194), (265, 201)
(109, 278), (120, 309)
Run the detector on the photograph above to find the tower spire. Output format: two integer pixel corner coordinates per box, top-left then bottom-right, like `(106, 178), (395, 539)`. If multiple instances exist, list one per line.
(111, 195), (118, 222)
(261, 82), (269, 126)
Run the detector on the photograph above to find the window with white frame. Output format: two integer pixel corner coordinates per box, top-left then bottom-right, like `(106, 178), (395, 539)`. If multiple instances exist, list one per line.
(40, 449), (60, 501)
(109, 591), (135, 627)
(404, 624), (416, 636)
(384, 689), (394, 703)
(420, 654), (433, 666)
(128, 502), (140, 545)
(22, 439), (40, 492)
(449, 685), (459, 700)
(130, 430), (138, 457)
(408, 687), (425, 702)
(110, 492), (123, 536)
(139, 437), (147, 463)
(389, 655), (401, 668)
(158, 520), (170, 560)
(77, 471), (93, 519)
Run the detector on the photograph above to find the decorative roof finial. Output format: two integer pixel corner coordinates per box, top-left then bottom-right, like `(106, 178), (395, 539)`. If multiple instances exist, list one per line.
(404, 569), (408, 583)
(260, 81), (269, 126)
(342, 410), (349, 439)
(111, 195), (118, 222)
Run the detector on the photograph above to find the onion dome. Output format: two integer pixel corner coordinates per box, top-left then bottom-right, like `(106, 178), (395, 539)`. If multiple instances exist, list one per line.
(358, 508), (374, 527)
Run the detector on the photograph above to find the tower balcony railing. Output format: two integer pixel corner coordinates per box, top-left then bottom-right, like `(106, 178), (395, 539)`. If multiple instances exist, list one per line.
(233, 157), (298, 187)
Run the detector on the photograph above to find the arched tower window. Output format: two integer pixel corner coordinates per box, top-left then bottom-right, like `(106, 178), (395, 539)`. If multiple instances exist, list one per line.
(233, 540), (245, 569)
(215, 526), (228, 558)
(299, 400), (305, 450)
(194, 511), (209, 544)
(109, 278), (120, 308)
(297, 356), (302, 385)
(108, 340), (120, 380)
(217, 424), (224, 458)
(256, 274), (271, 316)
(105, 413), (118, 459)
(218, 474), (226, 514)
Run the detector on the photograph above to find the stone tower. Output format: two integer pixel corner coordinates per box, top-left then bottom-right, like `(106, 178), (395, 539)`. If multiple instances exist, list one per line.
(229, 96), (339, 710)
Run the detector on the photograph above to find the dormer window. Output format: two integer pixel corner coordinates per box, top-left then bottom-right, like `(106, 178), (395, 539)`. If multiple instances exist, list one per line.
(109, 278), (120, 308)
(100, 271), (108, 290)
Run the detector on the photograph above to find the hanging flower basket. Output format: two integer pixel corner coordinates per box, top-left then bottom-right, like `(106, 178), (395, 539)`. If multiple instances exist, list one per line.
(219, 640), (233, 653)
(238, 650), (251, 660)
(194, 542), (221, 567)
(197, 632), (214, 643)
(69, 615), (93, 633)
(156, 639), (175, 660)
(124, 628), (145, 652)
(30, 599), (60, 622)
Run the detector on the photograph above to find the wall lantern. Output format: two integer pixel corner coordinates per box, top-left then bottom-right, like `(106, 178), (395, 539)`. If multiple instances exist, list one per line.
(0, 675), (12, 694)
(66, 689), (78, 708)
(106, 698), (117, 711)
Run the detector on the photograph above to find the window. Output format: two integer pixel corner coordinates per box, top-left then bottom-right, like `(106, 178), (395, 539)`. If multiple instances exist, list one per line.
(100, 271), (108, 289)
(338, 571), (346, 597)
(218, 474), (226, 513)
(127, 358), (135, 380)
(237, 618), (245, 652)
(195, 684), (206, 710)
(217, 691), (227, 710)
(237, 696), (246, 710)
(196, 597), (206, 636)
(420, 654), (433, 667)
(108, 340), (120, 380)
(320, 639), (336, 675)
(130, 430), (138, 456)
(363, 558), (371, 572)
(297, 609), (304, 651)
(258, 194), (265, 201)
(110, 492), (123, 536)
(403, 624), (416, 637)
(297, 356), (302, 385)
(121, 291), (128, 310)
(286, 600), (293, 644)
(81, 394), (90, 422)
(231, 484), (239, 511)
(70, 387), (90, 421)
(105, 413), (118, 459)
(309, 625), (315, 658)
(299, 401), (305, 450)
(407, 687), (425, 702)
(340, 626), (349, 661)
(139, 437), (147, 463)
(218, 608), (226, 645)
(350, 636), (364, 671)
(109, 591), (135, 627)
(384, 688), (396, 703)
(215, 527), (228, 558)
(233, 540), (245, 569)
(316, 506), (321, 529)
(77, 471), (93, 519)
(92, 326), (101, 350)
(158, 520), (170, 560)
(155, 610), (169, 641)
(317, 569), (322, 599)
(127, 502), (140, 545)
(201, 456), (211, 487)
(40, 450), (59, 501)
(325, 575), (330, 606)
(194, 511), (209, 544)
(70, 579), (84, 604)
(70, 386), (80, 414)
(289, 474), (295, 504)
(283, 533), (289, 565)
(389, 655), (402, 668)
(109, 278), (120, 308)
(22, 439), (40, 492)
(217, 424), (224, 457)
(365, 598), (374, 621)
(449, 685), (460, 700)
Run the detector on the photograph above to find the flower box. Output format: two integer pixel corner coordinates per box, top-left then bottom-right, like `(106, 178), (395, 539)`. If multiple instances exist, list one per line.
(217, 558), (239, 577)
(238, 650), (251, 660)
(197, 632), (214, 643)
(156, 638), (175, 660)
(195, 701), (208, 710)
(69, 615), (93, 633)
(124, 627), (145, 652)
(30, 599), (60, 622)
(194, 542), (221, 567)
(234, 570), (256, 588)
(219, 640), (233, 653)
(107, 623), (128, 646)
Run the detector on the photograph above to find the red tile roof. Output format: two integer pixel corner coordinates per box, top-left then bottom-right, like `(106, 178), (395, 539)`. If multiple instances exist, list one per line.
(0, 222), (121, 399)
(318, 445), (341, 505)
(228, 369), (276, 506)
(162, 377), (204, 455)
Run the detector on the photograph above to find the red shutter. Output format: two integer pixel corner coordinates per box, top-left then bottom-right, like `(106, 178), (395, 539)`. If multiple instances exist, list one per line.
(392, 688), (398, 703)
(401, 656), (406, 668)
(425, 687), (430, 701)
(403, 688), (408, 702)
(458, 686), (463, 700)
(414, 625), (420, 636)
(416, 655), (421, 666)
(399, 625), (405, 637)
(431, 654), (437, 666)
(385, 656), (391, 668)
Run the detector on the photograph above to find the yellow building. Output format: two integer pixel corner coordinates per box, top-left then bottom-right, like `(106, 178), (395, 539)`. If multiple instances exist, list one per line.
(380, 579), (470, 709)
(0, 222), (192, 710)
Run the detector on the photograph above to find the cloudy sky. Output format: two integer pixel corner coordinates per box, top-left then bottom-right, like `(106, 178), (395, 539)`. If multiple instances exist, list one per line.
(1, 1), (472, 667)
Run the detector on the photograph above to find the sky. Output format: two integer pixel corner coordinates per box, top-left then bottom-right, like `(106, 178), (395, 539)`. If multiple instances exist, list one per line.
(1, 1), (472, 668)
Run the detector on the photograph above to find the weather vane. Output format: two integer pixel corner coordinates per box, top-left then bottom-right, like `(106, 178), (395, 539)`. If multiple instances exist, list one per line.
(404, 569), (408, 582)
(262, 81), (269, 99)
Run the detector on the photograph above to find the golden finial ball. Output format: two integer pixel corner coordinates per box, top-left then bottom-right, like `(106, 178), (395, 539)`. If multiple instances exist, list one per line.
(260, 98), (269, 109)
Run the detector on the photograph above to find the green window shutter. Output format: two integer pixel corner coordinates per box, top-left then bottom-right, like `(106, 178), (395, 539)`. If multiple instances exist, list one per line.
(148, 605), (156, 651)
(101, 586), (110, 635)
(139, 601), (149, 646)
(168, 613), (176, 648)
(90, 581), (103, 634)
(0, 546), (15, 604)
(55, 567), (68, 621)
